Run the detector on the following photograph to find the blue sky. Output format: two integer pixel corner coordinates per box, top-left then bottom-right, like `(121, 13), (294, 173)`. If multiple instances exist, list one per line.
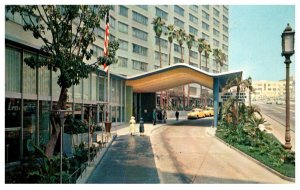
(229, 5), (295, 81)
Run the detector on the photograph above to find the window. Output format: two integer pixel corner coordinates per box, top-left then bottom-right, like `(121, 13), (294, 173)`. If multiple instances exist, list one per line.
(83, 74), (91, 100)
(213, 8), (220, 17)
(132, 27), (148, 41)
(110, 16), (116, 29)
(213, 39), (220, 47)
(189, 50), (198, 59)
(189, 86), (197, 95)
(174, 5), (184, 16)
(92, 44), (103, 57)
(174, 57), (181, 63)
(5, 46), (21, 93)
(155, 7), (168, 20)
(174, 44), (182, 53)
(119, 6), (128, 17)
(96, 27), (105, 38)
(132, 11), (148, 26)
(203, 5), (209, 10)
(222, 44), (228, 52)
(189, 14), (198, 24)
(132, 60), (148, 71)
(202, 10), (209, 20)
(189, 5), (198, 13)
(223, 15), (228, 24)
(23, 51), (37, 94)
(223, 6), (228, 15)
(118, 56), (128, 68)
(174, 17), (184, 28)
(189, 62), (198, 68)
(213, 18), (219, 27)
(189, 26), (198, 36)
(155, 51), (168, 62)
(202, 21), (209, 31)
(38, 60), (50, 96)
(223, 24), (228, 33)
(223, 35), (228, 42)
(137, 5), (148, 10)
(213, 29), (220, 37)
(202, 33), (209, 41)
(23, 100), (37, 156)
(118, 22), (128, 33)
(132, 44), (148, 56)
(155, 37), (168, 49)
(118, 39), (128, 50)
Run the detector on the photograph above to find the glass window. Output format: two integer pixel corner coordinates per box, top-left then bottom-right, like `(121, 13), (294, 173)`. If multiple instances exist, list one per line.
(83, 74), (91, 100)
(202, 22), (209, 31)
(111, 78), (116, 103)
(99, 76), (105, 101)
(223, 24), (228, 33)
(132, 44), (148, 56)
(74, 79), (82, 100)
(91, 73), (97, 101)
(174, 17), (184, 28)
(174, 5), (184, 16)
(155, 37), (168, 49)
(52, 70), (61, 98)
(23, 51), (37, 95)
(189, 26), (198, 36)
(203, 5), (209, 10)
(137, 5), (148, 10)
(202, 33), (210, 41)
(155, 7), (168, 20)
(118, 56), (128, 68)
(223, 6), (228, 15)
(118, 22), (128, 34)
(132, 27), (148, 41)
(189, 14), (198, 24)
(23, 100), (37, 156)
(39, 101), (50, 146)
(223, 15), (228, 24)
(132, 11), (148, 26)
(174, 44), (182, 53)
(223, 35), (228, 42)
(132, 60), (148, 71)
(174, 57), (181, 63)
(213, 29), (220, 37)
(189, 5), (198, 13)
(116, 80), (121, 105)
(213, 18), (220, 27)
(222, 44), (228, 52)
(118, 39), (128, 50)
(189, 50), (198, 59)
(213, 8), (220, 17)
(5, 46), (21, 93)
(38, 57), (50, 96)
(119, 6), (128, 17)
(213, 39), (220, 47)
(110, 16), (116, 29)
(5, 98), (21, 129)
(111, 106), (116, 122)
(202, 10), (209, 20)
(155, 51), (168, 62)
(74, 103), (82, 120)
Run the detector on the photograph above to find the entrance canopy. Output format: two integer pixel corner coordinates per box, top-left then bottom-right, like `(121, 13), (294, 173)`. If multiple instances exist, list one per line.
(125, 63), (243, 93)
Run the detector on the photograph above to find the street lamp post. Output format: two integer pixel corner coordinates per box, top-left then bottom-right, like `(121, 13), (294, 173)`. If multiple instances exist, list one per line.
(281, 23), (295, 150)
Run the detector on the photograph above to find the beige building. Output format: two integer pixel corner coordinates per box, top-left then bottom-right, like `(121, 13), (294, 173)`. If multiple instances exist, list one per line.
(252, 76), (295, 100)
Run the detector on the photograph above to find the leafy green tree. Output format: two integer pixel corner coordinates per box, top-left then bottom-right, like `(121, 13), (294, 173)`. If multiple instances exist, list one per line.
(204, 42), (212, 71)
(6, 5), (119, 158)
(186, 34), (195, 64)
(165, 24), (176, 65)
(152, 17), (165, 68)
(197, 38), (206, 70)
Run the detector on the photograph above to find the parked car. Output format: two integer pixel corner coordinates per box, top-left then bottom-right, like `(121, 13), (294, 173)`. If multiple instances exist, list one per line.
(187, 108), (205, 119)
(266, 99), (273, 104)
(276, 99), (284, 105)
(203, 107), (214, 117)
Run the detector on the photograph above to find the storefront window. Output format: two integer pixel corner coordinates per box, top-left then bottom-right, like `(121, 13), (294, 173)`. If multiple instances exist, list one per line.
(83, 74), (91, 100)
(111, 78), (116, 103)
(5, 46), (21, 93)
(38, 66), (50, 96)
(52, 70), (61, 98)
(23, 51), (37, 95)
(117, 106), (121, 122)
(39, 101), (50, 146)
(111, 106), (116, 122)
(23, 100), (37, 156)
(99, 76), (105, 101)
(116, 80), (120, 105)
(5, 98), (21, 162)
(91, 73), (97, 101)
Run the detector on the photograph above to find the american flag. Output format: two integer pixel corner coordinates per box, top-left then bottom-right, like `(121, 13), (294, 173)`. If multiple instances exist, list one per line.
(103, 12), (109, 73)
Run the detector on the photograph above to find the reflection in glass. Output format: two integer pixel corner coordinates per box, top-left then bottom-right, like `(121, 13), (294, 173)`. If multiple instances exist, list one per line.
(23, 100), (37, 156)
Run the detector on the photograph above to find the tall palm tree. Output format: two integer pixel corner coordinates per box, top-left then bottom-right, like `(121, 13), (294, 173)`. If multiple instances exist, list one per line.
(197, 38), (206, 70)
(204, 42), (212, 72)
(186, 34), (195, 64)
(165, 24), (176, 66)
(152, 17), (165, 68)
(219, 52), (227, 73)
(223, 77), (254, 126)
(197, 38), (206, 106)
(213, 48), (226, 73)
(175, 29), (186, 62)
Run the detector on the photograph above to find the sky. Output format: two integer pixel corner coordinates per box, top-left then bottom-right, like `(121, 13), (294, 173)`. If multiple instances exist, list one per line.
(229, 5), (295, 81)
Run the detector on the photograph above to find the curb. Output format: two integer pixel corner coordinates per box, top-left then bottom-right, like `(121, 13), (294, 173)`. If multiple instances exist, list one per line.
(214, 135), (295, 183)
(76, 134), (117, 184)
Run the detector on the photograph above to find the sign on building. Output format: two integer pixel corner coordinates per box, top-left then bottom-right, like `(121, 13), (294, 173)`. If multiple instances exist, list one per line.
(219, 92), (247, 102)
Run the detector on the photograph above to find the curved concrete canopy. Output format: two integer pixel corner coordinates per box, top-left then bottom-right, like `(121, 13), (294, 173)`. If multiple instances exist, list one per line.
(125, 63), (243, 93)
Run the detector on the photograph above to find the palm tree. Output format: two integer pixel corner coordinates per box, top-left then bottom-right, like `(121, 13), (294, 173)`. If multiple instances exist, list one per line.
(204, 42), (212, 72)
(213, 49), (226, 73)
(197, 38), (206, 70)
(186, 34), (195, 64)
(175, 29), (186, 62)
(152, 17), (165, 68)
(165, 24), (176, 65)
(223, 77), (254, 126)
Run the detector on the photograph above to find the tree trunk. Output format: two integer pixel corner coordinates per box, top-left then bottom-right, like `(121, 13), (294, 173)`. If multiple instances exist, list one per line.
(159, 38), (162, 68)
(168, 42), (172, 65)
(180, 46), (184, 62)
(45, 86), (68, 158)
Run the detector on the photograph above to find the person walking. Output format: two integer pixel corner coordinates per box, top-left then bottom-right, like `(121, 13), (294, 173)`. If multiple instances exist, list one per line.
(163, 109), (167, 123)
(152, 109), (157, 125)
(175, 110), (179, 121)
(129, 116), (136, 135)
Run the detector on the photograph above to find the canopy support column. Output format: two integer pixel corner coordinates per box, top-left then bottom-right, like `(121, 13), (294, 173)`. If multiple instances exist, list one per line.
(213, 77), (220, 128)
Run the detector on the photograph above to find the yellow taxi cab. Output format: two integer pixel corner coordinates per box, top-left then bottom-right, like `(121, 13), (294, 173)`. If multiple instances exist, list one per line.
(203, 107), (214, 117)
(187, 108), (205, 119)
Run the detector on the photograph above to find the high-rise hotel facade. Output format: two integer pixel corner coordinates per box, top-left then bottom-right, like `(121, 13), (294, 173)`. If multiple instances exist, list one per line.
(5, 5), (229, 163)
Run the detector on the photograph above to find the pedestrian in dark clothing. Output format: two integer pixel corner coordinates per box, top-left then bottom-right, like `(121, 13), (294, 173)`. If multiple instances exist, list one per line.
(152, 109), (156, 125)
(175, 110), (179, 121)
(163, 110), (167, 123)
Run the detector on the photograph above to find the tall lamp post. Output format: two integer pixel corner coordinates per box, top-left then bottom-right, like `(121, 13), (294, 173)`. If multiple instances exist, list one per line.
(281, 23), (295, 150)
